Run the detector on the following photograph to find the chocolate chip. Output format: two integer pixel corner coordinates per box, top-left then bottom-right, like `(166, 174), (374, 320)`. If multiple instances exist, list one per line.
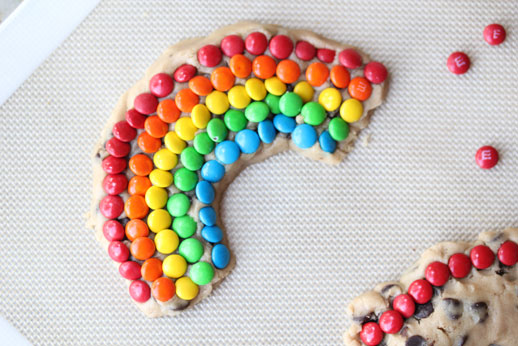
(491, 233), (504, 242)
(433, 286), (444, 296)
(442, 298), (463, 320)
(353, 312), (377, 324)
(400, 326), (409, 337)
(406, 335), (427, 346)
(381, 284), (396, 294)
(414, 301), (434, 319)
(470, 302), (488, 323)
(454, 335), (468, 346)
(118, 217), (130, 227)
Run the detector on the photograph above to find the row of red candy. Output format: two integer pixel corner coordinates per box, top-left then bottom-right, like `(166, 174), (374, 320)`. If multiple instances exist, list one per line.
(360, 240), (518, 345)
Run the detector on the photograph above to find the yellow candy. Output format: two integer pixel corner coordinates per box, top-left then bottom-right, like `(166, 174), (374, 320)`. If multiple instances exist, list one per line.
(205, 90), (229, 115)
(191, 104), (211, 129)
(245, 78), (267, 101)
(163, 131), (186, 154)
(340, 98), (363, 123)
(293, 81), (314, 103)
(175, 117), (198, 141)
(145, 186), (168, 210)
(154, 229), (179, 254)
(264, 76), (286, 96)
(149, 169), (173, 188)
(162, 254), (187, 278)
(147, 209), (171, 233)
(227, 85), (251, 109)
(153, 148), (177, 170)
(175, 277), (199, 300)
(318, 88), (342, 111)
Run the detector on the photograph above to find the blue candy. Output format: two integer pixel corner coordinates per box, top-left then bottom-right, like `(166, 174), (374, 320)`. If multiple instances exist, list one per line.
(291, 123), (317, 149)
(235, 129), (260, 154)
(215, 140), (240, 165)
(258, 120), (276, 143)
(201, 160), (225, 182)
(212, 244), (230, 269)
(319, 130), (337, 153)
(199, 206), (217, 226)
(201, 225), (223, 243)
(273, 114), (296, 133)
(195, 180), (215, 204)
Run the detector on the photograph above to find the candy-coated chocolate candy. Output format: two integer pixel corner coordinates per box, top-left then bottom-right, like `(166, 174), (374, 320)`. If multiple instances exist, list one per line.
(124, 195), (149, 219)
(235, 129), (260, 154)
(173, 215), (197, 238)
(201, 225), (223, 243)
(221, 34), (245, 57)
(113, 121), (137, 142)
(348, 77), (372, 101)
(295, 40), (316, 61)
(258, 120), (276, 144)
(339, 48), (362, 69)
(189, 261), (215, 285)
(276, 59), (301, 84)
(174, 167), (198, 192)
(119, 261), (142, 280)
(392, 294), (415, 318)
(205, 90), (230, 115)
(173, 64), (197, 83)
(319, 131), (337, 153)
(470, 245), (495, 269)
(151, 277), (176, 302)
(175, 117), (198, 141)
(103, 220), (125, 241)
(175, 277), (199, 300)
(330, 65), (351, 89)
(211, 66), (235, 92)
(328, 117), (349, 141)
(129, 280), (151, 303)
(166, 193), (190, 217)
(379, 310), (403, 334)
(408, 279), (433, 304)
(153, 149), (177, 171)
(100, 195), (124, 219)
(201, 160), (225, 183)
(279, 92), (303, 117)
(484, 24), (506, 45)
(157, 99), (181, 123)
(273, 114), (296, 134)
(448, 253), (472, 278)
(125, 219), (149, 241)
(128, 176), (151, 196)
(317, 48), (335, 63)
(227, 85), (251, 109)
(498, 240), (518, 266)
(245, 32), (268, 55)
(125, 109), (146, 129)
(149, 73), (174, 97)
(229, 54), (252, 79)
(269, 35), (293, 59)
(191, 104), (211, 129)
(264, 76), (286, 96)
(189, 76), (213, 97)
(130, 236), (155, 261)
(265, 93), (281, 114)
(293, 81), (314, 103)
(175, 88), (199, 113)
(145, 186), (168, 210)
(364, 62), (388, 84)
(108, 241), (129, 262)
(340, 98), (363, 123)
(147, 209), (172, 233)
(137, 132), (161, 153)
(106, 137), (130, 158)
(134, 93), (158, 115)
(197, 44), (222, 67)
(155, 229), (179, 254)
(305, 62), (329, 87)
(103, 174), (128, 195)
(224, 109), (247, 132)
(475, 145), (499, 169)
(212, 244), (230, 269)
(180, 147), (204, 171)
(178, 238), (204, 263)
(245, 101), (269, 122)
(291, 124), (317, 149)
(102, 155), (127, 174)
(199, 206), (217, 226)
(215, 140), (240, 165)
(141, 258), (163, 282)
(196, 180), (215, 204)
(164, 131), (186, 154)
(252, 55), (277, 79)
(425, 261), (450, 286)
(318, 87), (342, 111)
(129, 154), (153, 176)
(207, 118), (228, 143)
(360, 322), (383, 346)
(193, 132), (215, 155)
(245, 78), (267, 101)
(447, 52), (470, 75)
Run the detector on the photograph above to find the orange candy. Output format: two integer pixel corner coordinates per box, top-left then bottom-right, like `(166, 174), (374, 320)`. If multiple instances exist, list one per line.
(125, 219), (149, 241)
(124, 195), (149, 219)
(151, 277), (176, 302)
(175, 88), (199, 113)
(229, 54), (252, 79)
(305, 62), (329, 87)
(128, 154), (153, 176)
(128, 176), (151, 196)
(252, 55), (277, 79)
(210, 67), (235, 91)
(330, 65), (351, 89)
(141, 258), (163, 281)
(137, 132), (161, 153)
(276, 59), (301, 84)
(188, 76), (213, 96)
(348, 77), (372, 101)
(157, 99), (181, 123)
(144, 116), (169, 138)
(130, 236), (156, 260)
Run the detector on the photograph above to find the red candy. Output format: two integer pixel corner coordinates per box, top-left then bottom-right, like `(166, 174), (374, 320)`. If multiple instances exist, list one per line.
(102, 174), (128, 195)
(245, 32), (268, 55)
(408, 279), (433, 304)
(221, 35), (245, 57)
(103, 220), (125, 241)
(105, 137), (130, 158)
(149, 73), (174, 98)
(425, 261), (450, 286)
(295, 40), (316, 61)
(197, 44), (222, 67)
(392, 294), (415, 318)
(125, 109), (146, 129)
(99, 195), (124, 219)
(475, 145), (499, 169)
(173, 64), (197, 83)
(112, 121), (137, 142)
(447, 52), (470, 75)
(359, 322), (383, 346)
(101, 156), (126, 174)
(484, 24), (506, 46)
(129, 280), (151, 303)
(269, 35), (294, 60)
(339, 48), (362, 69)
(470, 245), (495, 269)
(364, 61), (388, 84)
(108, 241), (129, 263)
(498, 241), (518, 266)
(378, 310), (403, 334)
(317, 48), (335, 63)
(133, 93), (158, 115)
(119, 261), (142, 280)
(448, 253), (472, 278)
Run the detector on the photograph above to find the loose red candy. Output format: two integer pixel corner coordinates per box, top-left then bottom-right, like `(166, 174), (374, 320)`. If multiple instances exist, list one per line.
(392, 294), (415, 318)
(425, 261), (450, 286)
(360, 322), (383, 346)
(339, 48), (362, 69)
(317, 48), (335, 63)
(364, 61), (388, 84)
(269, 35), (294, 60)
(112, 121), (137, 142)
(108, 241), (129, 262)
(105, 137), (131, 158)
(245, 32), (268, 55)
(173, 64), (197, 83)
(448, 253), (472, 278)
(149, 73), (174, 98)
(484, 24), (506, 46)
(498, 241), (518, 266)
(129, 280), (151, 303)
(119, 261), (142, 280)
(295, 40), (316, 61)
(378, 310), (403, 334)
(125, 109), (146, 129)
(470, 245), (495, 269)
(99, 194), (124, 219)
(101, 156), (127, 174)
(447, 52), (470, 75)
(103, 220), (125, 241)
(197, 44), (222, 67)
(102, 174), (128, 195)
(134, 93), (158, 115)
(475, 145), (499, 169)
(408, 279), (433, 304)
(221, 35), (245, 57)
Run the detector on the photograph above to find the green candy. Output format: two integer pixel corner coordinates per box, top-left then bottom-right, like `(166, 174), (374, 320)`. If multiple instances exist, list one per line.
(265, 93), (281, 114)
(224, 109), (247, 132)
(244, 101), (269, 122)
(193, 132), (215, 155)
(178, 238), (204, 263)
(174, 167), (198, 192)
(279, 92), (302, 117)
(328, 117), (350, 141)
(301, 102), (326, 126)
(207, 118), (228, 143)
(166, 193), (190, 217)
(173, 215), (197, 238)
(189, 261), (214, 285)
(180, 147), (204, 171)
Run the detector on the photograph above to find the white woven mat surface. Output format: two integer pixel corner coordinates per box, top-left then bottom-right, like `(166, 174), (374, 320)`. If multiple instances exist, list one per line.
(1, 1), (517, 345)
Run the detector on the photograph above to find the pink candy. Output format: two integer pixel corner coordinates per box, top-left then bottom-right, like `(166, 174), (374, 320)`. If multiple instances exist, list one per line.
(221, 35), (245, 57)
(108, 241), (129, 263)
(269, 34), (294, 60)
(484, 24), (506, 46)
(173, 64), (197, 83)
(129, 280), (151, 303)
(149, 73), (174, 97)
(339, 48), (362, 69)
(103, 220), (125, 241)
(102, 174), (128, 195)
(101, 155), (127, 174)
(133, 93), (158, 115)
(295, 40), (316, 61)
(112, 120), (137, 142)
(125, 109), (146, 129)
(197, 44), (222, 67)
(317, 48), (335, 63)
(119, 261), (142, 280)
(245, 32), (268, 55)
(364, 61), (388, 84)
(99, 195), (124, 219)
(105, 137), (130, 158)
(447, 52), (470, 75)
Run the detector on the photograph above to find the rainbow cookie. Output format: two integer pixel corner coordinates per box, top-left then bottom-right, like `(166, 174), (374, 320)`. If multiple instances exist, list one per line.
(87, 22), (388, 317)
